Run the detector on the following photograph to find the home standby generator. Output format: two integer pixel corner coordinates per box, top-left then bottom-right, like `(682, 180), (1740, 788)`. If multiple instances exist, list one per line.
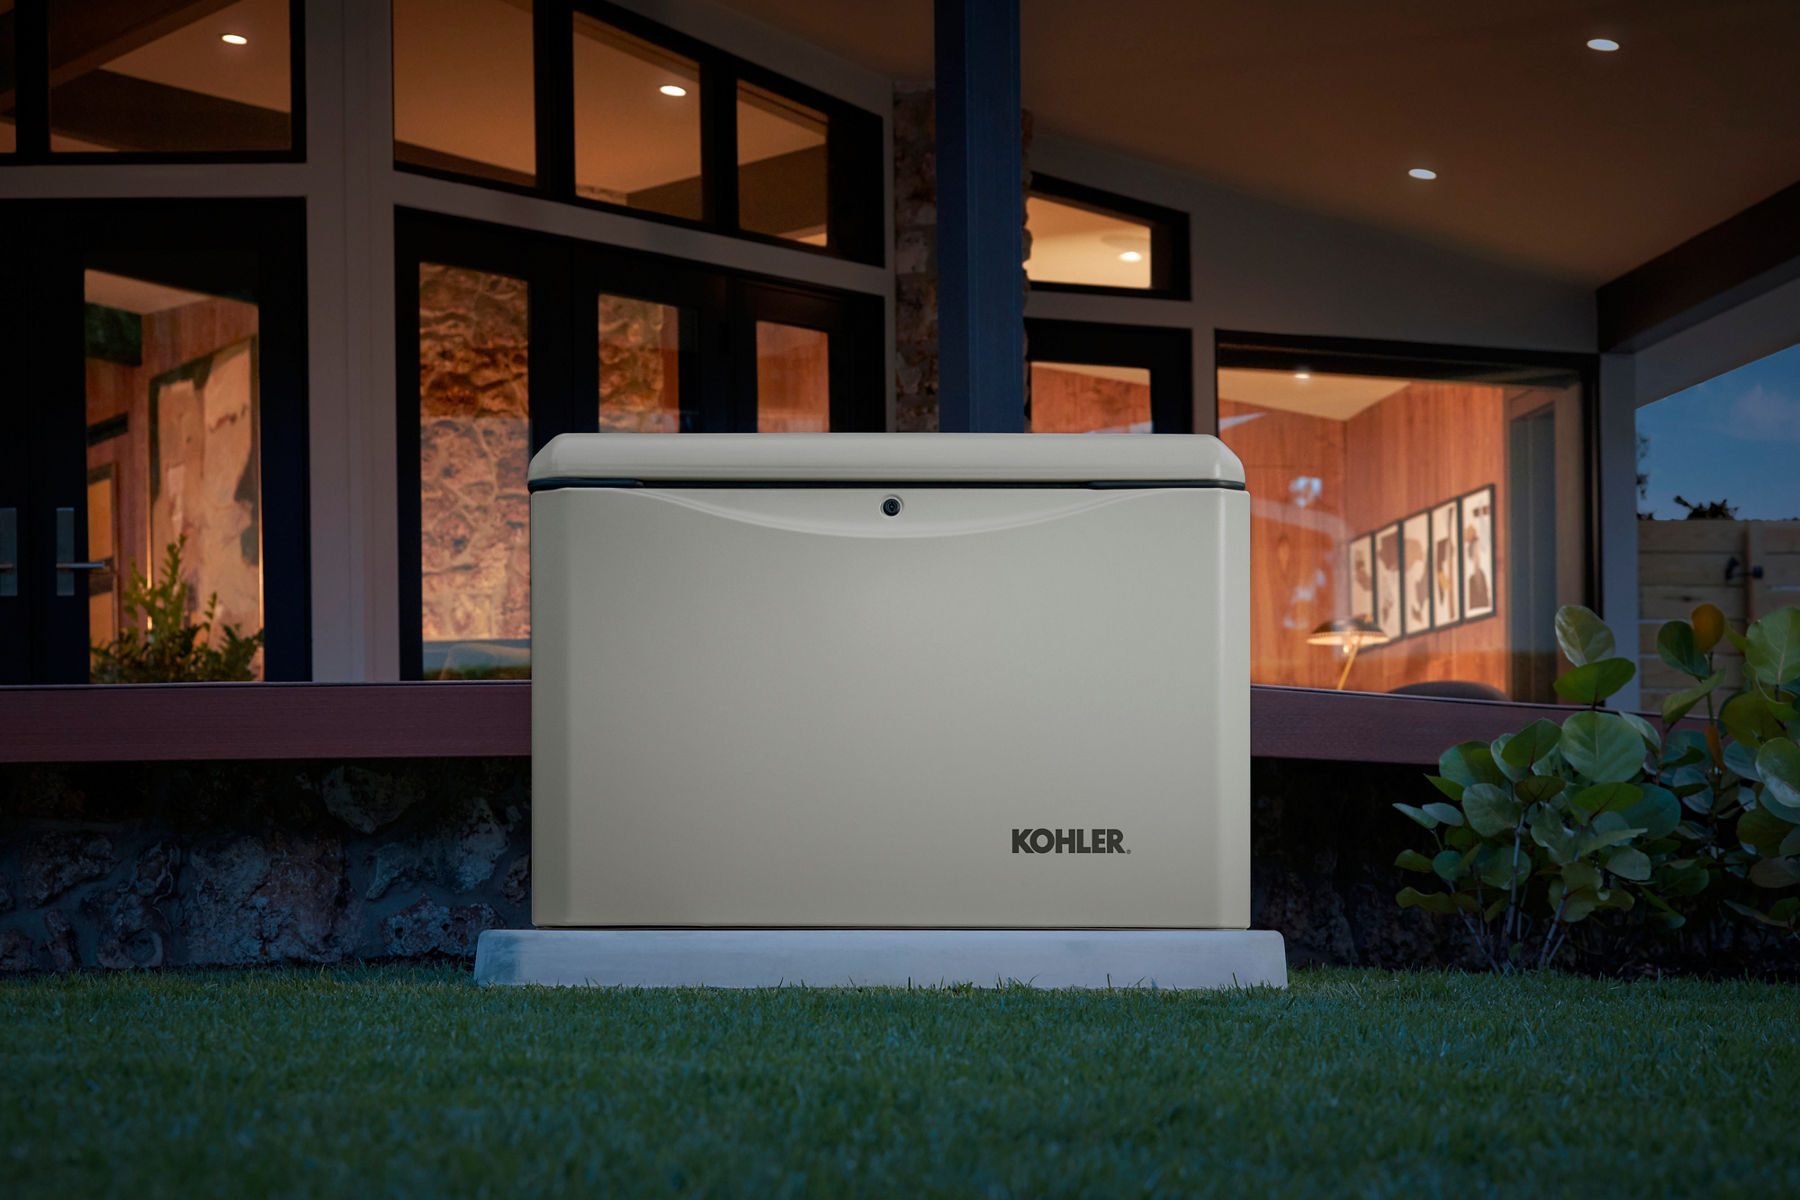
(528, 433), (1249, 930)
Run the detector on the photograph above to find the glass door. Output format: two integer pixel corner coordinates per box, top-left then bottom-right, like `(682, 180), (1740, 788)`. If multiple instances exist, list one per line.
(0, 200), (310, 684)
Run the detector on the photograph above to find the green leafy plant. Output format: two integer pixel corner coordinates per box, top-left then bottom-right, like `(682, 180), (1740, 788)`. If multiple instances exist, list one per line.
(1393, 602), (1800, 970)
(90, 536), (263, 683)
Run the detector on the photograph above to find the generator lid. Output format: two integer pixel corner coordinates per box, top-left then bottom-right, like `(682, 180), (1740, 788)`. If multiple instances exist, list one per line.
(528, 433), (1244, 487)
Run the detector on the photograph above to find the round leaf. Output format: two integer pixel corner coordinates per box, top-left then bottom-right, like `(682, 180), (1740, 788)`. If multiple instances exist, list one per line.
(1431, 849), (1465, 883)
(1748, 857), (1800, 890)
(1620, 711), (1662, 756)
(1393, 803), (1438, 830)
(1622, 784), (1681, 840)
(1656, 621), (1709, 679)
(1560, 711), (1647, 783)
(1461, 782), (1519, 837)
(1755, 737), (1800, 818)
(1394, 848), (1436, 873)
(1514, 775), (1567, 808)
(1556, 606), (1616, 668)
(1691, 604), (1727, 653)
(1553, 658), (1637, 706)
(1746, 609), (1800, 687)
(1422, 802), (1465, 827)
(1738, 806), (1792, 856)
(1662, 671), (1726, 727)
(1722, 691), (1793, 751)
(1500, 719), (1564, 775)
(1438, 741), (1506, 789)
(1570, 781), (1642, 817)
(1604, 847), (1652, 882)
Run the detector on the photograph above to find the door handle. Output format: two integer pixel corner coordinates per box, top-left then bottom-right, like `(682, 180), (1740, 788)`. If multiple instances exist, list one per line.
(54, 507), (105, 597)
(0, 508), (15, 598)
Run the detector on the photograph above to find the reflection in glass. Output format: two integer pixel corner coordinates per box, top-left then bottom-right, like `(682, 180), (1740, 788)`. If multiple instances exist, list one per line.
(50, 0), (291, 153)
(1217, 366), (1584, 701)
(574, 17), (701, 218)
(1634, 340), (1800, 713)
(418, 264), (531, 680)
(1028, 362), (1152, 432)
(394, 0), (534, 185)
(599, 295), (689, 432)
(83, 268), (264, 680)
(1025, 195), (1153, 288)
(756, 322), (829, 432)
(737, 82), (828, 243)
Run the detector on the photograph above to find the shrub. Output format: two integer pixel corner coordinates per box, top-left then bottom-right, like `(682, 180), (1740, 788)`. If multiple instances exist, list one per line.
(1393, 602), (1800, 970)
(89, 537), (264, 683)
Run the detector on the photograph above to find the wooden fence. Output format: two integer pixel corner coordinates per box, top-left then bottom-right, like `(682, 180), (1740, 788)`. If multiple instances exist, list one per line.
(1637, 519), (1800, 710)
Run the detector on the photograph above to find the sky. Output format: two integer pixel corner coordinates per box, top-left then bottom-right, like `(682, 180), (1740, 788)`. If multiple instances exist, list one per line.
(1636, 341), (1800, 521)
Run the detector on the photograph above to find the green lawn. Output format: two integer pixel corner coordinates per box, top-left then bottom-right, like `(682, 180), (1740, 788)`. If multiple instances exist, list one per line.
(4, 967), (1798, 1198)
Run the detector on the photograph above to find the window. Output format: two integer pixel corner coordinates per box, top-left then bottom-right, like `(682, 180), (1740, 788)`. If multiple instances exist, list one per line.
(573, 16), (700, 217)
(20, 0), (300, 157)
(1216, 334), (1591, 703)
(391, 1), (883, 263)
(0, 200), (310, 684)
(396, 210), (883, 680)
(1025, 319), (1193, 434)
(737, 81), (828, 245)
(393, 0), (535, 186)
(1634, 340), (1800, 713)
(1025, 177), (1188, 298)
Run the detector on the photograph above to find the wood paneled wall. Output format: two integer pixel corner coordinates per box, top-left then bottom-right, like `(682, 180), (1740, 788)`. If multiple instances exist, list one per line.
(1222, 381), (1510, 695)
(1030, 366), (1151, 433)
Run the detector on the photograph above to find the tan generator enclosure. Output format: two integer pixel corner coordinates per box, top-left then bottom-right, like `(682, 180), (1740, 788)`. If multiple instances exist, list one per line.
(528, 434), (1250, 929)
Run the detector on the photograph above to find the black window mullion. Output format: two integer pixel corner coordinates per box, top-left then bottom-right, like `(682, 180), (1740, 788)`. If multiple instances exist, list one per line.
(13, 0), (49, 159)
(700, 57), (738, 232)
(534, 0), (575, 197)
(528, 244), (576, 452)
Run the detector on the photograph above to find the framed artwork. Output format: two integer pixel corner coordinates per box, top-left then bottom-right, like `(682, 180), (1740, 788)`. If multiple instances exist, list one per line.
(1373, 523), (1402, 641)
(1460, 485), (1496, 621)
(1430, 499), (1462, 628)
(1347, 534), (1374, 625)
(1401, 511), (1430, 637)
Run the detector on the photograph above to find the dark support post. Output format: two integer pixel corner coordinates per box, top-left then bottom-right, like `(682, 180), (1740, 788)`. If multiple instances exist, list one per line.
(934, 0), (1024, 432)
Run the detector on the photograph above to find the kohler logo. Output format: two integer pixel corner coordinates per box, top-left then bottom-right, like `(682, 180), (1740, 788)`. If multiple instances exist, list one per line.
(1012, 828), (1127, 854)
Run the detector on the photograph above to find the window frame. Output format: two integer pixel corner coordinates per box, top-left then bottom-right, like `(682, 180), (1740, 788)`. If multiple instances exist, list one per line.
(1213, 328), (1604, 690)
(394, 207), (884, 681)
(2, 0), (308, 164)
(389, 0), (885, 266)
(1025, 318), (1194, 434)
(1026, 174), (1191, 301)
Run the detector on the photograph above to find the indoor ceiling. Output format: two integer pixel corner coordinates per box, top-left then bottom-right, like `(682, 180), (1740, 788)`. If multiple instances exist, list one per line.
(1217, 369), (1409, 421)
(719, 0), (1800, 284)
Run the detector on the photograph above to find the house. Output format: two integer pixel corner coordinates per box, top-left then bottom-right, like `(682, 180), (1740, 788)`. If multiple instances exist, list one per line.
(1, 0), (1796, 970)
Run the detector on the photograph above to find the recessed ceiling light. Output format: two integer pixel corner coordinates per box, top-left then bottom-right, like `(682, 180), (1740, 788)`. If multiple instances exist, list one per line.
(1118, 250), (1142, 262)
(659, 84), (688, 97)
(1586, 38), (1620, 52)
(1294, 371), (1312, 381)
(1408, 167), (1437, 180)
(221, 33), (248, 45)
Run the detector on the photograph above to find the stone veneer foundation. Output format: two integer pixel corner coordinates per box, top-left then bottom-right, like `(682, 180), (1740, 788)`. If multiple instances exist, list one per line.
(7, 755), (1786, 975)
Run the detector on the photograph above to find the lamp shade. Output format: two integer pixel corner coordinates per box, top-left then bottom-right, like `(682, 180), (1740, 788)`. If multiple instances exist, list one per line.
(1306, 616), (1390, 648)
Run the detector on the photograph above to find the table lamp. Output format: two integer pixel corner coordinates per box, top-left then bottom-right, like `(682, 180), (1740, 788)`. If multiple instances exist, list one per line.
(1307, 616), (1390, 690)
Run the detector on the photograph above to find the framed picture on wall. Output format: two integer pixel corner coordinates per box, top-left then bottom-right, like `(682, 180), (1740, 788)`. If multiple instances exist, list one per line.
(1347, 534), (1374, 625)
(1373, 523), (1402, 641)
(1460, 485), (1496, 621)
(1401, 511), (1430, 637)
(1431, 499), (1462, 628)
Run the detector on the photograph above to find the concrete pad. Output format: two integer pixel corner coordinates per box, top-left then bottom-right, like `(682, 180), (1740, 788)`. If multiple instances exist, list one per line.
(474, 929), (1287, 989)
